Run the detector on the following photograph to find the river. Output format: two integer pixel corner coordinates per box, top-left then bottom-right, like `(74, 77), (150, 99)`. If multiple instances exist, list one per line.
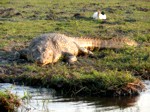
(0, 80), (150, 112)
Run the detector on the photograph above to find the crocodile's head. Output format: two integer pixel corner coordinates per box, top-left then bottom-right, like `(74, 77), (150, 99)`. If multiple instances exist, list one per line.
(27, 46), (54, 65)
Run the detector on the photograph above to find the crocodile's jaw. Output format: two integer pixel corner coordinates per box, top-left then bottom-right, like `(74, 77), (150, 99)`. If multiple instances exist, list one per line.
(35, 56), (54, 65)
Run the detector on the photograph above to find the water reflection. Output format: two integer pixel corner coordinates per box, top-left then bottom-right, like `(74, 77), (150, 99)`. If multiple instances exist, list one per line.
(0, 81), (150, 112)
(51, 95), (140, 112)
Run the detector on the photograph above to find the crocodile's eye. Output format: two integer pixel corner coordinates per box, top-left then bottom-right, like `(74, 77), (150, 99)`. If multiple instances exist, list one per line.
(42, 48), (46, 51)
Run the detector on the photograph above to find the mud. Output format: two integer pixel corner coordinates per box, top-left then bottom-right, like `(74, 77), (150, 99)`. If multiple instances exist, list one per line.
(45, 9), (57, 20)
(136, 7), (149, 12)
(0, 8), (22, 18)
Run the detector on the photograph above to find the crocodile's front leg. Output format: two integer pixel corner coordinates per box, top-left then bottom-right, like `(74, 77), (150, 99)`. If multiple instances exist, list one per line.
(67, 55), (77, 64)
(63, 53), (77, 64)
(53, 52), (62, 63)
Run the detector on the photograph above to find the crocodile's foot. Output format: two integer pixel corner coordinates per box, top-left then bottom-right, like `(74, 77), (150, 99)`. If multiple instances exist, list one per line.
(79, 47), (94, 55)
(67, 55), (77, 64)
(63, 53), (77, 64)
(17, 49), (28, 60)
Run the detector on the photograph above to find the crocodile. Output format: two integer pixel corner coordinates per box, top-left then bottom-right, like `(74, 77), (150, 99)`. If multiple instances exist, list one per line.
(18, 33), (138, 65)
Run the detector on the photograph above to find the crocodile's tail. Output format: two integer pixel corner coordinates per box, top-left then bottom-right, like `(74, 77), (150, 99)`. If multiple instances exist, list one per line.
(100, 37), (138, 49)
(75, 37), (138, 50)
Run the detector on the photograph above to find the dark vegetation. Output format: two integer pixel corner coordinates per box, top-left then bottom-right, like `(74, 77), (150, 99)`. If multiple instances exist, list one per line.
(0, 90), (21, 112)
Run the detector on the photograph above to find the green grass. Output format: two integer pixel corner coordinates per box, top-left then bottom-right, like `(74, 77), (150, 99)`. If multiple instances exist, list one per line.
(0, 0), (149, 96)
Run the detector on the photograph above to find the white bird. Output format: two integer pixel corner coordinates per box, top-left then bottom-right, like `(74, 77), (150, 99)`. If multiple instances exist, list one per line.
(92, 10), (106, 20)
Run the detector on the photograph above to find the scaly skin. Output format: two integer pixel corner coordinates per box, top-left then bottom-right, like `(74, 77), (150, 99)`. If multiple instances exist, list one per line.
(20, 33), (138, 65)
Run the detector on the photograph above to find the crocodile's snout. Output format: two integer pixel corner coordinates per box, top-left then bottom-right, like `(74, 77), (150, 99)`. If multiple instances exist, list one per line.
(36, 57), (46, 65)
(35, 48), (54, 65)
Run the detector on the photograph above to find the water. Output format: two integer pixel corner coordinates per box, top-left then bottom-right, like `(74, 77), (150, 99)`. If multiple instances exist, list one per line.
(0, 81), (150, 112)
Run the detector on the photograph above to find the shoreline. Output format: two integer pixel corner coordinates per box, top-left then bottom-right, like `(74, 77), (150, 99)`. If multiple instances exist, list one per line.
(0, 70), (145, 97)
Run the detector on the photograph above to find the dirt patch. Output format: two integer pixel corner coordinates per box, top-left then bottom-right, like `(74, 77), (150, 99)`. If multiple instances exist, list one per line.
(26, 11), (41, 20)
(103, 21), (125, 25)
(0, 65), (25, 76)
(23, 5), (33, 8)
(125, 10), (133, 14)
(89, 3), (100, 6)
(100, 28), (136, 38)
(136, 7), (149, 12)
(0, 43), (28, 66)
(104, 7), (116, 13)
(0, 8), (22, 18)
(141, 29), (150, 34)
(115, 6), (127, 10)
(80, 4), (99, 12)
(124, 18), (136, 22)
(0, 50), (28, 77)
(45, 9), (57, 20)
(115, 29), (135, 35)
(73, 13), (86, 19)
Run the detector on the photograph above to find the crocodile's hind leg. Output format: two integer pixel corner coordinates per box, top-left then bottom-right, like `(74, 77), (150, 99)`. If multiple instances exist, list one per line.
(74, 42), (94, 55)
(79, 47), (93, 55)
